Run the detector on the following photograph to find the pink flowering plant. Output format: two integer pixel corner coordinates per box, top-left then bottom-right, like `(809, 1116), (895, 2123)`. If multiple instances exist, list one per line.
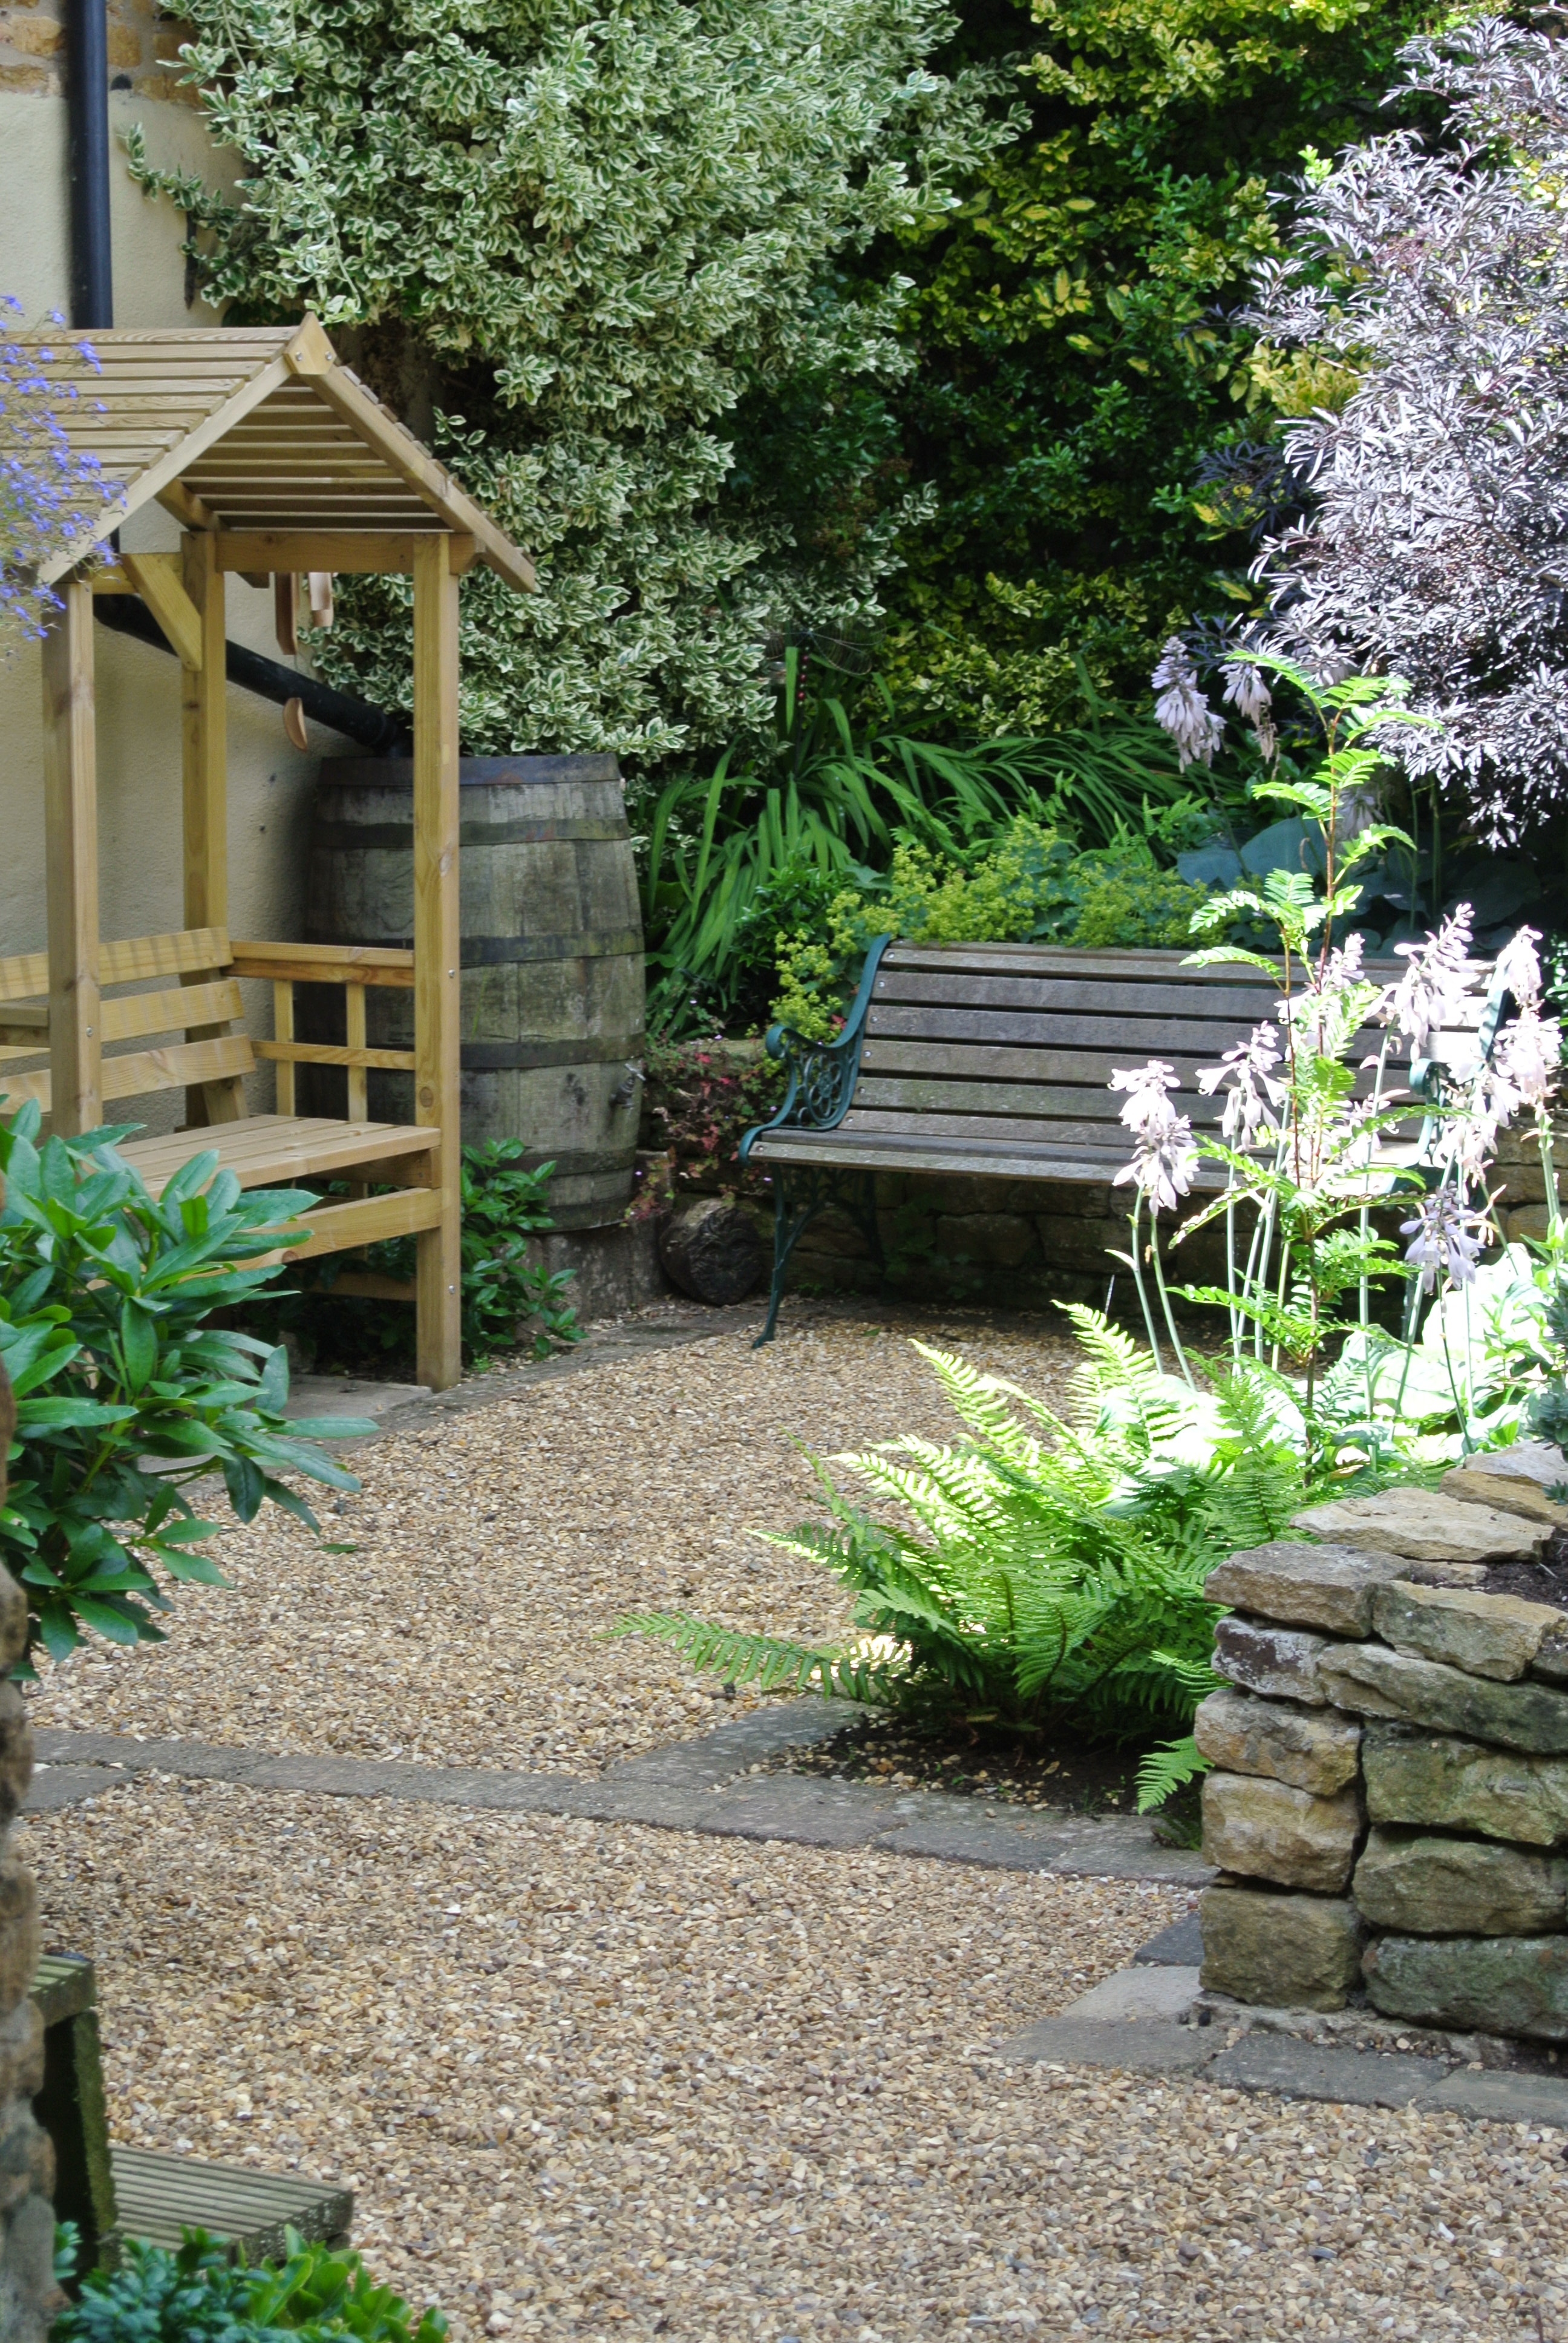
(1129, 646), (1564, 1457)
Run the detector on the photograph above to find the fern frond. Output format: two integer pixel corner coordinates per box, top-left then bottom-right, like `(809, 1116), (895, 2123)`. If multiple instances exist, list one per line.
(1135, 1733), (1210, 1813)
(607, 1611), (907, 1704)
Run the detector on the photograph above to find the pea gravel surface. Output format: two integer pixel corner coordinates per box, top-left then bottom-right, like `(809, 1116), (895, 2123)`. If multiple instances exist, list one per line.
(28, 1304), (1083, 1774)
(26, 1781), (1567, 2343)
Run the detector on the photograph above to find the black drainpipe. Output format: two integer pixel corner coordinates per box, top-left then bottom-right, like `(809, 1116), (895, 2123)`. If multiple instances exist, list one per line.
(67, 0), (113, 329)
(93, 595), (411, 754)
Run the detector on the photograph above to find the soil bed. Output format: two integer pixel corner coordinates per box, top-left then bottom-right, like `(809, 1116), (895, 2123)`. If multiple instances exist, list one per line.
(779, 1709), (1203, 1837)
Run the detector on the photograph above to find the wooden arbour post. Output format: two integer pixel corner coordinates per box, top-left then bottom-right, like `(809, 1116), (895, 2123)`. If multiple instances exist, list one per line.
(411, 534), (463, 1392)
(180, 529), (244, 1126)
(42, 576), (100, 1138)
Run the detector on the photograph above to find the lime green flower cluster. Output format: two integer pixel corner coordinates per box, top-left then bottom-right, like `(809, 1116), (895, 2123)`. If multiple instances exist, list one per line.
(771, 820), (1210, 1038)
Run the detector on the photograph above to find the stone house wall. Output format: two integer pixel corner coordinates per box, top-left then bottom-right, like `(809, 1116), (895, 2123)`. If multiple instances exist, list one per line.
(1197, 1449), (1568, 2040)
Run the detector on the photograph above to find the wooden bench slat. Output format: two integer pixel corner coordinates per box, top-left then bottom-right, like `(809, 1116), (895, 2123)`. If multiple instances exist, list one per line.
(872, 970), (1287, 1019)
(117, 1113), (440, 1193)
(866, 1006), (1267, 1053)
(852, 1075), (1223, 1122)
(752, 1127), (1232, 1187)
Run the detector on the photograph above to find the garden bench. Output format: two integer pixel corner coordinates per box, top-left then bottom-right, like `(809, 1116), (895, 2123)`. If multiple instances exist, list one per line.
(0, 924), (442, 1276)
(32, 1951), (353, 2270)
(739, 936), (1494, 1343)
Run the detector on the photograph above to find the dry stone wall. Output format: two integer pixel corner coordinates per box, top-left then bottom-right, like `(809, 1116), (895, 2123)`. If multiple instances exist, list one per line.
(1198, 1443), (1568, 2041)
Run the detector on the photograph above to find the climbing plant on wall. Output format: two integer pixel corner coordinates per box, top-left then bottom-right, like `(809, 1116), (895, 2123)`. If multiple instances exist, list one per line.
(129, 0), (1006, 765)
(876, 0), (1441, 738)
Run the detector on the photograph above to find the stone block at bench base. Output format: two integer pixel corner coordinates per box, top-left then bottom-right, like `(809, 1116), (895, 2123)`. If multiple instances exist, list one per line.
(1200, 1885), (1365, 2011)
(1193, 1690), (1361, 1796)
(1364, 1932), (1568, 2040)
(1362, 1723), (1568, 1846)
(1352, 1826), (1568, 1936)
(1201, 1772), (1361, 1891)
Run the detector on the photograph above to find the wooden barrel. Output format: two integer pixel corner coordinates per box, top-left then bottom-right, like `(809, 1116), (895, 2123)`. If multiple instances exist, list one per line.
(306, 753), (644, 1229)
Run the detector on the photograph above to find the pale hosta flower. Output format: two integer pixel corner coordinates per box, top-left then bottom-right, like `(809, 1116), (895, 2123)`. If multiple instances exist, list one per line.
(1110, 1061), (1198, 1211)
(1495, 923), (1544, 1009)
(1152, 638), (1226, 772)
(1111, 1060), (1181, 1135)
(1401, 1184), (1489, 1294)
(1385, 903), (1474, 1057)
(1197, 1024), (1285, 1146)
(1452, 1062), (1519, 1186)
(1221, 658), (1278, 761)
(1494, 1001), (1561, 1112)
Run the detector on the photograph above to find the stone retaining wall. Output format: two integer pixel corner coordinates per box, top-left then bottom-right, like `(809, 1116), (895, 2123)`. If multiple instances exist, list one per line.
(1198, 1446), (1568, 2040)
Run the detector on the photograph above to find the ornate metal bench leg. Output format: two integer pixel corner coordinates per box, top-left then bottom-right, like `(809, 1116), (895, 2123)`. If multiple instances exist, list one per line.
(753, 1165), (832, 1347)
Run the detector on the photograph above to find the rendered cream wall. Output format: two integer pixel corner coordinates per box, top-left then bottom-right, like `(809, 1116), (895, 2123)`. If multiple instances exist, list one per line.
(0, 67), (358, 1122)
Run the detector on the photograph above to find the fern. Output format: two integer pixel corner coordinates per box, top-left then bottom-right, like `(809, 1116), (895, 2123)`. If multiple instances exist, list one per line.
(606, 1612), (904, 1703)
(1135, 1733), (1209, 1814)
(613, 1311), (1317, 1804)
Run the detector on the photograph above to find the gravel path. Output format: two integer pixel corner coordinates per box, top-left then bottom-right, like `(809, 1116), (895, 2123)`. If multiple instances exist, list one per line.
(30, 1304), (1082, 1774)
(27, 1779), (1568, 2343)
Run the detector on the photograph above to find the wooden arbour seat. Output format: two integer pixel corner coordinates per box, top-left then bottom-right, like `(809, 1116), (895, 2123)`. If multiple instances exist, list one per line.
(739, 936), (1494, 1344)
(0, 926), (442, 1267)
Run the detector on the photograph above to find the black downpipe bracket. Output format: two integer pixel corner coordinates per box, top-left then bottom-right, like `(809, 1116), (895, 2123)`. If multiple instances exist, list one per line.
(67, 0), (113, 329)
(94, 594), (411, 754)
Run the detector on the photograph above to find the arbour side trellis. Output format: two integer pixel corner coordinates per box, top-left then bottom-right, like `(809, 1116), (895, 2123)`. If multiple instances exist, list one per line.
(2, 318), (537, 1391)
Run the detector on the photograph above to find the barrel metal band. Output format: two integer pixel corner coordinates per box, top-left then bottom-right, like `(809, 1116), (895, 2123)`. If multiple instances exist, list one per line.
(460, 1038), (642, 1072)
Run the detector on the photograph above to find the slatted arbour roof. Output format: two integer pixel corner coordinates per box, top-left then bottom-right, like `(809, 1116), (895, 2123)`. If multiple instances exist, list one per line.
(19, 317), (535, 591)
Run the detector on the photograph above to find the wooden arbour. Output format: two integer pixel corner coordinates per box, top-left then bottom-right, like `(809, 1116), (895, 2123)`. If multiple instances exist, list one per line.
(7, 319), (537, 1391)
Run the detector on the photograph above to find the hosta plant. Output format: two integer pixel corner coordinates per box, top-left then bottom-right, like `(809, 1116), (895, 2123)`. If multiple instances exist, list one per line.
(0, 1103), (371, 1667)
(616, 1318), (1318, 1807)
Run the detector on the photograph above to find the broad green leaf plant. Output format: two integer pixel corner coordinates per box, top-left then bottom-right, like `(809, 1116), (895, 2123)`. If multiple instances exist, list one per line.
(0, 1103), (371, 1668)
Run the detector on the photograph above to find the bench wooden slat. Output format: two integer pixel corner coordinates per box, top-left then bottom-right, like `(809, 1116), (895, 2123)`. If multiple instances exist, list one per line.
(117, 1113), (440, 1193)
(100, 978), (244, 1044)
(852, 1075), (1223, 1123)
(873, 970), (1288, 1019)
(866, 1006), (1268, 1053)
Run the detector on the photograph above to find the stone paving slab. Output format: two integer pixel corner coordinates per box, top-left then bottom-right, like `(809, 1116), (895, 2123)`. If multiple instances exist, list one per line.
(1034, 1818), (1213, 1887)
(694, 1773), (910, 1849)
(1132, 1910), (1204, 1966)
(600, 1700), (847, 1788)
(28, 1714), (1211, 1884)
(999, 2015), (1218, 2076)
(1424, 2066), (1568, 2125)
(1205, 2034), (1448, 2109)
(26, 1766), (124, 1810)
(1064, 1964), (1200, 2023)
(243, 1754), (603, 1814)
(864, 1801), (1088, 1872)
